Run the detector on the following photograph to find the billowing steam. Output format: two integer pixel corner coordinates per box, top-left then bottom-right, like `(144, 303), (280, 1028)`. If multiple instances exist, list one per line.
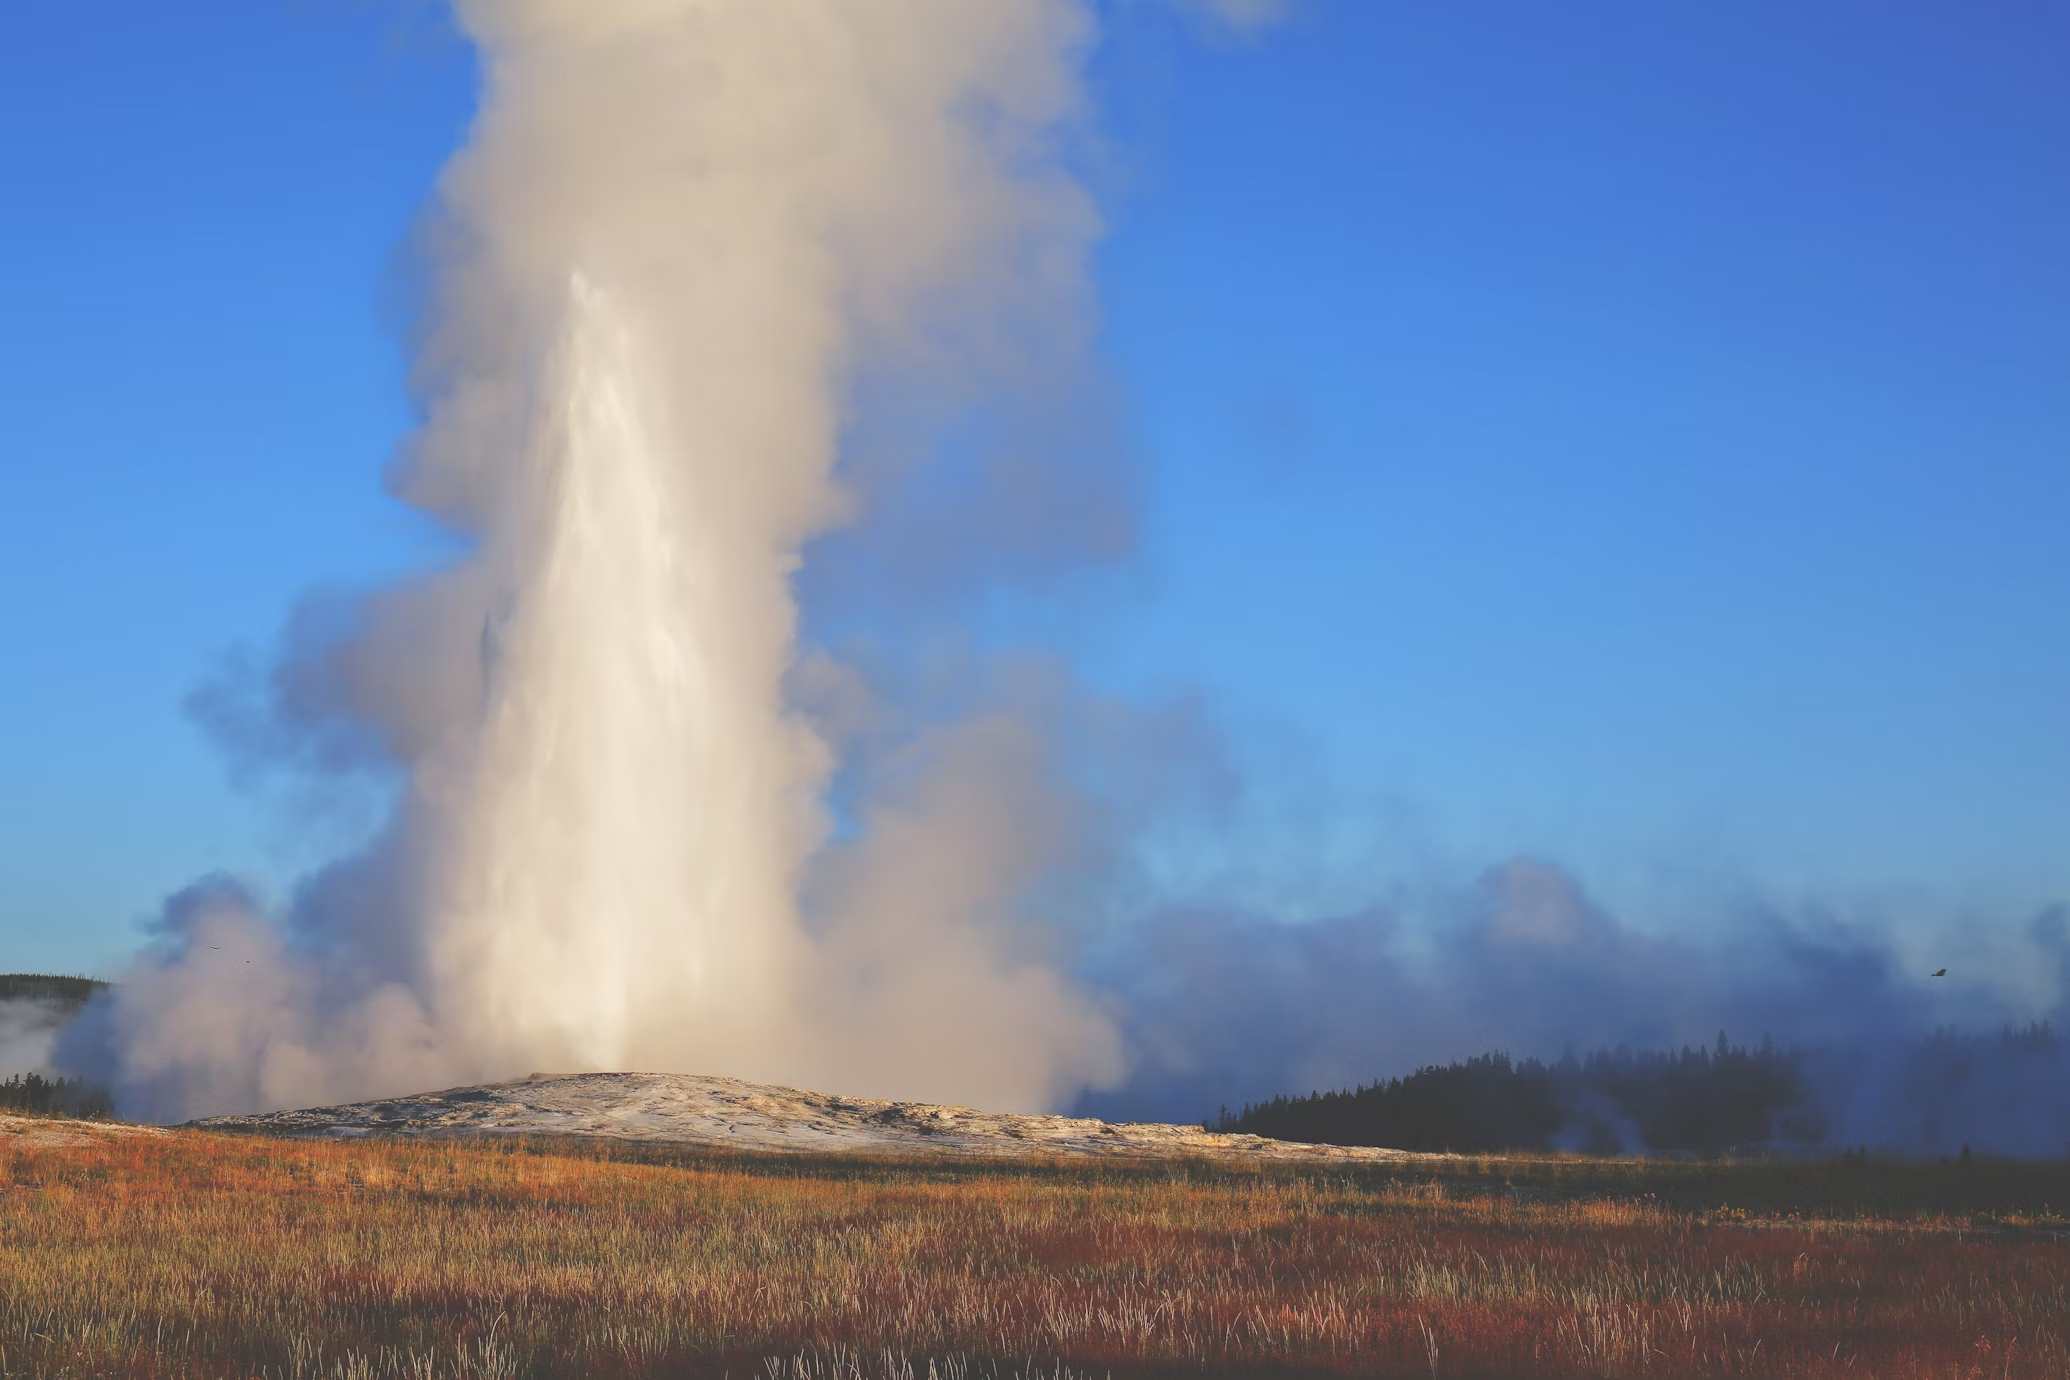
(72, 0), (1160, 1123)
(1, 1000), (73, 1077)
(1078, 863), (2070, 1157)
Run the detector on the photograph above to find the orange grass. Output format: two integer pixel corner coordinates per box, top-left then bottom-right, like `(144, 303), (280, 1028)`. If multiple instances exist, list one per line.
(2, 1130), (2066, 1379)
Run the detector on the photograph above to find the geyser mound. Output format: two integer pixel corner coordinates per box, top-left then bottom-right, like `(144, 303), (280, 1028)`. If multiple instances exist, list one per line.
(186, 1071), (1420, 1163)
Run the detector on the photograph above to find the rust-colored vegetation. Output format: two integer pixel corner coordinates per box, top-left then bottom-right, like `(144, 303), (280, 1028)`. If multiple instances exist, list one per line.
(2, 1129), (2066, 1378)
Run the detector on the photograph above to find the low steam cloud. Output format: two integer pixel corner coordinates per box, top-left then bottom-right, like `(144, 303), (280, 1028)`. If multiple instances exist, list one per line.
(1078, 864), (2070, 1156)
(0, 1000), (70, 1080)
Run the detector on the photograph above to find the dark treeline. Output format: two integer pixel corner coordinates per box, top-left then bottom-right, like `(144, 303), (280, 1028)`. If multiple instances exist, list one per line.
(0, 1072), (113, 1119)
(1214, 1028), (2064, 1156)
(0, 974), (106, 1007)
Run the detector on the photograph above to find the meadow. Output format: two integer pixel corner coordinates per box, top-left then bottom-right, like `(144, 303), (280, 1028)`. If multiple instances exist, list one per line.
(2, 1125), (2066, 1380)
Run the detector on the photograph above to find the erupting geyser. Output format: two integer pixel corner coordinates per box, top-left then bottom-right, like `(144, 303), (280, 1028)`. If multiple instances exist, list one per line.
(426, 275), (805, 1077)
(79, 0), (1155, 1123)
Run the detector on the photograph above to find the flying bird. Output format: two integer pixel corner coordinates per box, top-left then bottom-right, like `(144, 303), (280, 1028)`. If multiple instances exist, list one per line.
(1931, 969), (1947, 977)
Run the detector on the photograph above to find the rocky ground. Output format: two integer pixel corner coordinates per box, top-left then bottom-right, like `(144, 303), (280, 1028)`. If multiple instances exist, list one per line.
(189, 1070), (1423, 1162)
(1, 1112), (166, 1149)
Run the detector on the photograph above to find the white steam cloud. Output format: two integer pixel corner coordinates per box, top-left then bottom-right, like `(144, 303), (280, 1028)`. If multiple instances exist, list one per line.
(0, 1001), (69, 1077)
(78, 0), (1162, 1122)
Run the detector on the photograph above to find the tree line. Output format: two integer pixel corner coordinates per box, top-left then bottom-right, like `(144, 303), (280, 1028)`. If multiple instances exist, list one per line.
(0, 973), (105, 1006)
(0, 1072), (113, 1119)
(1215, 1034), (1832, 1155)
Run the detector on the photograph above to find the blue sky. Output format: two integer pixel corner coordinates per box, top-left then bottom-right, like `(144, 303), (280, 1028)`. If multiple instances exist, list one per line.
(3, 1), (2065, 979)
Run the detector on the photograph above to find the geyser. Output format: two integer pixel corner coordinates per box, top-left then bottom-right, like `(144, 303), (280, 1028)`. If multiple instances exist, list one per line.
(82, 0), (1140, 1123)
(426, 273), (803, 1080)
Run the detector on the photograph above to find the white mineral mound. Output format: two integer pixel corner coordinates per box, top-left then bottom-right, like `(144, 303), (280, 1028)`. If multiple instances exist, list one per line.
(188, 1072), (1418, 1162)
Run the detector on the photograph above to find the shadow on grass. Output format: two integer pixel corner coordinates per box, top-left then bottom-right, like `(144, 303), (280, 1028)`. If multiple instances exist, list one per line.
(192, 1121), (2070, 1226)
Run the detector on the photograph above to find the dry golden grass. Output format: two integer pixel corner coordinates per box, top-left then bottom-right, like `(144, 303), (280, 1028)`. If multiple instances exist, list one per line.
(2, 1128), (2066, 1378)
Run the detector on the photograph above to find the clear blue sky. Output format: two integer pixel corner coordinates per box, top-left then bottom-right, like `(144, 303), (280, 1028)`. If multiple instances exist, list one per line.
(3, 2), (2065, 978)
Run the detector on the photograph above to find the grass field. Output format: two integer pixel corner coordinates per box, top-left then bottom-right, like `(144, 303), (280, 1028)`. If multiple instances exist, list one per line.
(2, 1125), (2066, 1379)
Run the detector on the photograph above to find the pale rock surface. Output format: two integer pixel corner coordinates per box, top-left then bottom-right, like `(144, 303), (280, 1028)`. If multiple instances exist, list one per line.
(1, 1113), (168, 1149)
(189, 1071), (1421, 1162)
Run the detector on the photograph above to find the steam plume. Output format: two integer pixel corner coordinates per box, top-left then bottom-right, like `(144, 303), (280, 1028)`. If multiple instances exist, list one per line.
(80, 0), (1134, 1122)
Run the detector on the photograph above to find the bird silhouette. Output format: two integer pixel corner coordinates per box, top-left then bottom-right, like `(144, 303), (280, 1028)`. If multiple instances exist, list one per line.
(1931, 968), (1947, 978)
